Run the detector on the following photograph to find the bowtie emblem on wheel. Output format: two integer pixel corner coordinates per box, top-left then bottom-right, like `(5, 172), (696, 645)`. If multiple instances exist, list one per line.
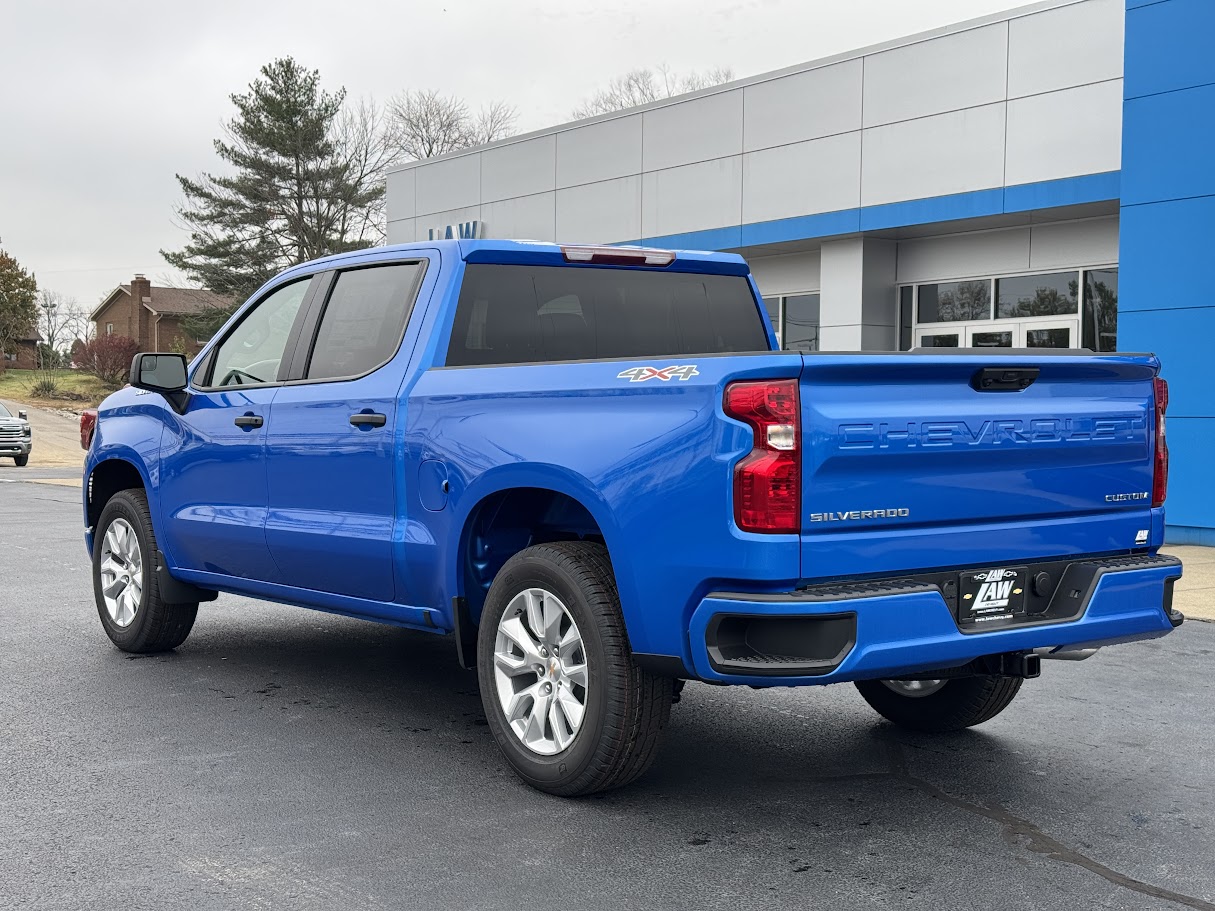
(617, 365), (700, 382)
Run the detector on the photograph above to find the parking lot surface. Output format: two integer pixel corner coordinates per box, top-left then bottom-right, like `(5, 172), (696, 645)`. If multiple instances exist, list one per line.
(2, 473), (1213, 910)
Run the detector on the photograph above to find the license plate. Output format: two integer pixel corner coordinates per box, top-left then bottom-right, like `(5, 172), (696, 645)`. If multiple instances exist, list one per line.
(958, 566), (1027, 625)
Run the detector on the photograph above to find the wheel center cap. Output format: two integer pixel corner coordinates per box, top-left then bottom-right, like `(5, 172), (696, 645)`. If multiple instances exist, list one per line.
(549, 659), (559, 678)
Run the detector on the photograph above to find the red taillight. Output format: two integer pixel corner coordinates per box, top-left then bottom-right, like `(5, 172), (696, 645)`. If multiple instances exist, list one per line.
(80, 409), (97, 451)
(724, 379), (800, 533)
(1152, 377), (1168, 508)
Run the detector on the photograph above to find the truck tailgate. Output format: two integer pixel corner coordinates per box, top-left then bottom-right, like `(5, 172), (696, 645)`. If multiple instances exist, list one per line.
(799, 353), (1160, 580)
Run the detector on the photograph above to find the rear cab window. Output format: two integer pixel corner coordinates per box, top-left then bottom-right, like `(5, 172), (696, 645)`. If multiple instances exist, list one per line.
(445, 265), (769, 367)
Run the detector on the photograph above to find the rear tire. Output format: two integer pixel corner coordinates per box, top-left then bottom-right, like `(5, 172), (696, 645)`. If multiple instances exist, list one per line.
(855, 675), (1023, 732)
(93, 489), (197, 653)
(14, 454), (28, 467)
(477, 541), (672, 796)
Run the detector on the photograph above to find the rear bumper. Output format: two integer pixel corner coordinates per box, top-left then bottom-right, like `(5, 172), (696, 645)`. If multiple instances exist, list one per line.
(684, 554), (1183, 686)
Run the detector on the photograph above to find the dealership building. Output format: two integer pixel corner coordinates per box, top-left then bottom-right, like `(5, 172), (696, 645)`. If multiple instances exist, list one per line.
(386, 0), (1214, 544)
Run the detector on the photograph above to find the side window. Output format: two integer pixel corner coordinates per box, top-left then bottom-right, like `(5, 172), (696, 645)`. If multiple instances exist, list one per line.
(305, 263), (424, 381)
(209, 279), (310, 387)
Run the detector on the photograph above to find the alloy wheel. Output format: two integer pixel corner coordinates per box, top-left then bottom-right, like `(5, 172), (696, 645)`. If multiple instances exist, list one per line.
(492, 588), (589, 756)
(99, 517), (143, 628)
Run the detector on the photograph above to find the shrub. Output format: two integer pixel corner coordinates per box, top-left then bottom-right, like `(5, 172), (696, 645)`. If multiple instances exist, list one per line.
(76, 335), (140, 385)
(30, 377), (60, 397)
(26, 366), (61, 398)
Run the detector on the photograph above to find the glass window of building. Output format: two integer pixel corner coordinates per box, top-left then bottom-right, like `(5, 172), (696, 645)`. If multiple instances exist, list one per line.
(759, 293), (821, 351)
(971, 330), (1013, 348)
(917, 281), (991, 322)
(996, 272), (1078, 319)
(1083, 269), (1118, 352)
(762, 297), (781, 346)
(919, 332), (960, 347)
(782, 294), (820, 351)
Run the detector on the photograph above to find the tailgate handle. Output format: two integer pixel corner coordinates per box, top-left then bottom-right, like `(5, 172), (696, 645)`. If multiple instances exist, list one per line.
(971, 367), (1039, 392)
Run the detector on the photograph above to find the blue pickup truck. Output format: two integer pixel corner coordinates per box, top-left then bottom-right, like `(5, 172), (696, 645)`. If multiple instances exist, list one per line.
(82, 239), (1183, 795)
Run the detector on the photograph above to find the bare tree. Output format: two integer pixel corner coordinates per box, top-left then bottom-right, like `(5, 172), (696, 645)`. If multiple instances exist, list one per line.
(36, 290), (81, 366)
(572, 65), (735, 118)
(387, 90), (518, 162)
(470, 100), (520, 147)
(330, 97), (400, 245)
(63, 303), (95, 347)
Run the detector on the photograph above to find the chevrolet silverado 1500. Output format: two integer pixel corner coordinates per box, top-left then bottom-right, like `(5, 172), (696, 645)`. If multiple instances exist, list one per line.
(82, 240), (1183, 795)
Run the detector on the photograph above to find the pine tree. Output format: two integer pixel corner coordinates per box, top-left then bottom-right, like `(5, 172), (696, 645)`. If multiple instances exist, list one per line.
(163, 58), (383, 336)
(0, 249), (39, 365)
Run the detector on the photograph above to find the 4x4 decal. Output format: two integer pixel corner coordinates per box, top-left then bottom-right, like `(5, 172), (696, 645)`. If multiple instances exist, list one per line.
(617, 365), (700, 382)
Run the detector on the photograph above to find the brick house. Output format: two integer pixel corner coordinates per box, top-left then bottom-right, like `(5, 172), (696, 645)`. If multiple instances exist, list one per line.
(90, 274), (233, 355)
(0, 326), (43, 372)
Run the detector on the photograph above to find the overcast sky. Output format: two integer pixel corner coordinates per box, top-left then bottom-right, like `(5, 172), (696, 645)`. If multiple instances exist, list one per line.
(1, 0), (1027, 308)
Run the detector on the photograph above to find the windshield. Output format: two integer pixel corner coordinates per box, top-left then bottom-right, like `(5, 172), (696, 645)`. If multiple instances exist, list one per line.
(0, 403), (12, 418)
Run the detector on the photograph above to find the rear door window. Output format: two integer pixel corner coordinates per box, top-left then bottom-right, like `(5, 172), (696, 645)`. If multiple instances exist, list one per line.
(445, 264), (769, 367)
(305, 263), (425, 381)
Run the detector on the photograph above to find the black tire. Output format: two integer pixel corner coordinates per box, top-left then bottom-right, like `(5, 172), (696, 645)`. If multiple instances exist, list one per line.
(14, 454), (28, 467)
(476, 541), (672, 796)
(92, 488), (197, 653)
(854, 675), (1023, 733)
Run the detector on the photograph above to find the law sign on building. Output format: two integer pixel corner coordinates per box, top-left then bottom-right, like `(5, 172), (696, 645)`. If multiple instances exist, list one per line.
(427, 221), (483, 241)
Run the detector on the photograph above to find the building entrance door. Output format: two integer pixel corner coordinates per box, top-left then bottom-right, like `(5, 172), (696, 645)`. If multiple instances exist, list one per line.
(915, 318), (1079, 349)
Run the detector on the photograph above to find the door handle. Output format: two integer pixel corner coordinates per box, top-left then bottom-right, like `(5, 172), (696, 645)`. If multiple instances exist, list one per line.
(234, 414), (264, 428)
(349, 412), (387, 428)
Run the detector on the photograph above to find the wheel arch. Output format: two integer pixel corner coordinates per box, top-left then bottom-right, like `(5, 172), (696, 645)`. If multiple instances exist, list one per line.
(86, 455), (151, 531)
(450, 468), (643, 647)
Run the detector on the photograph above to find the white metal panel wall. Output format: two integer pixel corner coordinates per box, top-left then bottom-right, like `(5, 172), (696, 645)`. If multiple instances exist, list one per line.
(861, 23), (1008, 127)
(480, 135), (555, 203)
(386, 169), (415, 222)
(1028, 216), (1119, 268)
(748, 251), (822, 297)
(896, 217), (1120, 283)
(554, 115), (643, 188)
(1004, 80), (1123, 185)
(898, 229), (1032, 283)
(386, 218), (414, 245)
(741, 59), (862, 151)
(1007, 0), (1123, 98)
(481, 193), (556, 242)
(389, 0), (1124, 244)
(861, 104), (1008, 207)
(641, 157), (742, 238)
(556, 177), (642, 243)
(642, 91), (743, 172)
(742, 133), (861, 223)
(414, 154), (481, 217)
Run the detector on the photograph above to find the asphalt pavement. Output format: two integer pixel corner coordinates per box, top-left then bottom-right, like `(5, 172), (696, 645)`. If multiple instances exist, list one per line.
(2, 474), (1213, 911)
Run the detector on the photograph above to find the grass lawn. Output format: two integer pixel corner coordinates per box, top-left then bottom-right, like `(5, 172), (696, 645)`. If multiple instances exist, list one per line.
(0, 369), (119, 410)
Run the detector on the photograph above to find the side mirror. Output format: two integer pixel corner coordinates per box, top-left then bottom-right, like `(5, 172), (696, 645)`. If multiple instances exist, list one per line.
(17, 410), (27, 421)
(129, 353), (190, 412)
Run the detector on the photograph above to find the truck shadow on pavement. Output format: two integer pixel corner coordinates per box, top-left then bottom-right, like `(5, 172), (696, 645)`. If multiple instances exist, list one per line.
(109, 608), (1213, 911)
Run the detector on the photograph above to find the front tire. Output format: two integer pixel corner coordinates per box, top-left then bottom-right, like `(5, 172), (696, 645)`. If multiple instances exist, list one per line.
(14, 454), (28, 467)
(477, 541), (672, 796)
(854, 675), (1023, 733)
(93, 489), (197, 653)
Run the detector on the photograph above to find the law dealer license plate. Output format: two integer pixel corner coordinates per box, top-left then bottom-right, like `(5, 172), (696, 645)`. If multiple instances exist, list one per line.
(958, 566), (1027, 625)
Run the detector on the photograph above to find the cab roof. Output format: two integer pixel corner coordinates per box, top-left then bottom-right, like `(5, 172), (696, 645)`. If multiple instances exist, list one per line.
(284, 239), (751, 278)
